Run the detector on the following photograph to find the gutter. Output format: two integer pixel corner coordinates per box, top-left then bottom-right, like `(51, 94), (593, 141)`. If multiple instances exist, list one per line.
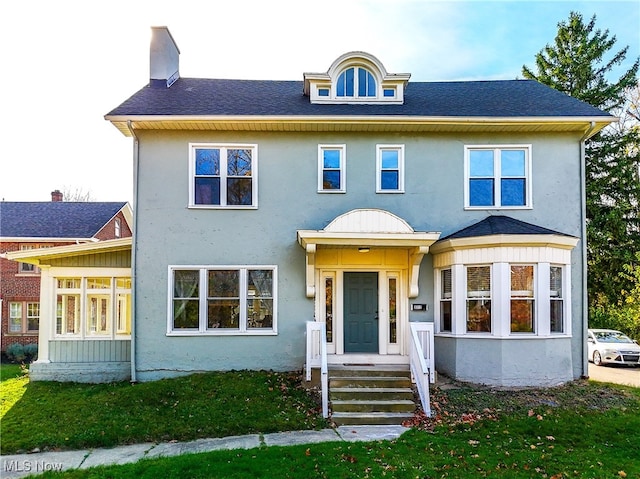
(127, 120), (140, 383)
(579, 121), (597, 379)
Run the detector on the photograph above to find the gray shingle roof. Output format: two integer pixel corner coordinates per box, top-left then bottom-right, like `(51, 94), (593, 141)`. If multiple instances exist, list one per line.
(106, 78), (611, 119)
(439, 216), (574, 241)
(0, 202), (128, 239)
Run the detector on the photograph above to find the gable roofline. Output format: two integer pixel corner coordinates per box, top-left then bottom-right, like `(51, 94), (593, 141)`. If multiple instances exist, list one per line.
(93, 203), (134, 239)
(0, 201), (131, 240)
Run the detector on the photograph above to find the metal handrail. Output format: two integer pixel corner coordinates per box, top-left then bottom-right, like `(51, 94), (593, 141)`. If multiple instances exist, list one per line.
(409, 322), (434, 417)
(306, 321), (329, 418)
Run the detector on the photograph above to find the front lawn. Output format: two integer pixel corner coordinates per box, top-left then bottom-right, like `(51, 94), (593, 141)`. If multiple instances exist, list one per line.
(0, 369), (327, 454)
(36, 381), (640, 478)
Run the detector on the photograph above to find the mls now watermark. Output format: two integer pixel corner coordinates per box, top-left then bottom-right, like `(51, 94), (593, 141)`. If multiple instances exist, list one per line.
(3, 459), (64, 473)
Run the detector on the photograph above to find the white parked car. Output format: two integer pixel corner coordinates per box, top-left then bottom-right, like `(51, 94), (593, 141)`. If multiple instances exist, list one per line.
(587, 329), (640, 366)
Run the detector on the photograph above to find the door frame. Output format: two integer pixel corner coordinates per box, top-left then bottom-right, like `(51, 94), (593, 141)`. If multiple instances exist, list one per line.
(317, 267), (407, 361)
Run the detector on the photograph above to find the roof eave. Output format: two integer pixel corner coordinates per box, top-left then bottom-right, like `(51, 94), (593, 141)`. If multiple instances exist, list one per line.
(4, 237), (132, 265)
(105, 114), (614, 137)
(430, 234), (580, 254)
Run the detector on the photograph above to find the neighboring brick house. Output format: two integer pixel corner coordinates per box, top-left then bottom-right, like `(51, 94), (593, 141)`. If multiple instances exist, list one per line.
(0, 191), (132, 353)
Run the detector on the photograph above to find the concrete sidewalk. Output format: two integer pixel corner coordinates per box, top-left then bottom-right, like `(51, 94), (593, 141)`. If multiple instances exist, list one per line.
(1, 425), (408, 478)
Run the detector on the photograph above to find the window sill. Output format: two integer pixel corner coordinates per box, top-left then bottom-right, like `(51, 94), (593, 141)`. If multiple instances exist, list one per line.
(464, 205), (533, 211)
(376, 190), (405, 194)
(187, 205), (258, 210)
(317, 190), (346, 194)
(53, 336), (132, 340)
(435, 333), (571, 339)
(167, 330), (277, 337)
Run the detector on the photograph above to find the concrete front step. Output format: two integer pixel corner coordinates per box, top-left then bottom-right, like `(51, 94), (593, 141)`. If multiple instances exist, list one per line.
(328, 367), (417, 425)
(330, 376), (412, 389)
(331, 399), (415, 413)
(331, 411), (414, 426)
(330, 387), (414, 401)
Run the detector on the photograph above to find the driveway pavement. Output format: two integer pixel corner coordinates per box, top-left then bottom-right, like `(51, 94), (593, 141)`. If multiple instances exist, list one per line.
(588, 362), (640, 387)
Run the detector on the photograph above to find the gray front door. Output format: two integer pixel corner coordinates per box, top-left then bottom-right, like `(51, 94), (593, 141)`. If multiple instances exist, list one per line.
(344, 272), (378, 353)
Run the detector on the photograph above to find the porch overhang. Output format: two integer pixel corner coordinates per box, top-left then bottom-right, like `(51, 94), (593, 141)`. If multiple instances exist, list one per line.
(297, 213), (440, 299)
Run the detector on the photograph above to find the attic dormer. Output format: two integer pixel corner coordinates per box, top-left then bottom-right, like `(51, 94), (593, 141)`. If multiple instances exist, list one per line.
(303, 52), (410, 105)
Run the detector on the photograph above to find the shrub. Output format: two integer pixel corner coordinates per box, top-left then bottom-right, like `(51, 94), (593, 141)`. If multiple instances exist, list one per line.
(4, 343), (38, 364)
(23, 344), (38, 362)
(5, 344), (26, 363)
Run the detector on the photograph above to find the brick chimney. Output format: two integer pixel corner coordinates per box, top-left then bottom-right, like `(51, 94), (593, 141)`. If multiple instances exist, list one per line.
(51, 189), (63, 202)
(150, 26), (180, 89)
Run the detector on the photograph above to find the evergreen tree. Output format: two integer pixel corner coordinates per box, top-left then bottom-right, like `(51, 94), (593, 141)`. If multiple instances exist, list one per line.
(522, 12), (640, 312)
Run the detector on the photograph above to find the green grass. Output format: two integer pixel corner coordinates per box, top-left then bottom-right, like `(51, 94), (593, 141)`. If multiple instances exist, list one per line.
(1, 370), (327, 454)
(1, 362), (27, 381)
(36, 383), (640, 478)
(3, 365), (639, 478)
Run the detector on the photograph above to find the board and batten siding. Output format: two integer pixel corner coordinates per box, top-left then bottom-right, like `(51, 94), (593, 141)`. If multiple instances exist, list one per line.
(48, 250), (131, 268)
(49, 340), (131, 363)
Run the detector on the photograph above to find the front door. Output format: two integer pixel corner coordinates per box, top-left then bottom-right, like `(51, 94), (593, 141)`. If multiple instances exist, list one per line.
(344, 272), (378, 353)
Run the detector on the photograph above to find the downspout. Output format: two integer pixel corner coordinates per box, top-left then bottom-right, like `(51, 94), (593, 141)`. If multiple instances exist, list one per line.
(127, 120), (140, 383)
(579, 121), (596, 379)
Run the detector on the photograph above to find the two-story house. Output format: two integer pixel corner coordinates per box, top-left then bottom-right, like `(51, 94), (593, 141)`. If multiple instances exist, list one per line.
(104, 27), (612, 387)
(1, 192), (133, 357)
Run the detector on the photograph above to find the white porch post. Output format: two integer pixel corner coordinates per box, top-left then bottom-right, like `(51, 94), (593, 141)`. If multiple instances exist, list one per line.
(35, 266), (53, 363)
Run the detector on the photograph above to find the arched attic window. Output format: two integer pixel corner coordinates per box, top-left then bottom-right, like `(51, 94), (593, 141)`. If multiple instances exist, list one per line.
(336, 67), (376, 97)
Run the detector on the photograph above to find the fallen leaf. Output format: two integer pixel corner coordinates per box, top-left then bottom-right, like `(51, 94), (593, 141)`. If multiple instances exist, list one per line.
(305, 448), (311, 456)
(618, 472), (627, 478)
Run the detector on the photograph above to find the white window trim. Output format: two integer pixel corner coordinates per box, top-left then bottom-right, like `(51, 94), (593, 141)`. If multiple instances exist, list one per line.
(318, 144), (346, 193)
(53, 274), (131, 340)
(464, 144), (532, 210)
(167, 265), (278, 336)
(509, 264), (537, 335)
(188, 143), (258, 209)
(435, 261), (571, 339)
(376, 144), (405, 193)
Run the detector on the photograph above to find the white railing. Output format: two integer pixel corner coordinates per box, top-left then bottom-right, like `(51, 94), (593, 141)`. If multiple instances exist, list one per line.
(409, 322), (435, 417)
(305, 321), (329, 418)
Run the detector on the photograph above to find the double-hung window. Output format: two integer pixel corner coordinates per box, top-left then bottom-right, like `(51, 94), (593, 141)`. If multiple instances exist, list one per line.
(8, 302), (39, 333)
(190, 144), (257, 208)
(466, 266), (491, 332)
(376, 145), (404, 193)
(510, 265), (535, 333)
(170, 266), (277, 335)
(466, 146), (531, 208)
(440, 269), (452, 332)
(550, 266), (564, 333)
(318, 145), (346, 193)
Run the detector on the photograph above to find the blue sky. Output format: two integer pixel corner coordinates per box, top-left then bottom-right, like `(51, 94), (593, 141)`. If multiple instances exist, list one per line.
(0, 0), (638, 202)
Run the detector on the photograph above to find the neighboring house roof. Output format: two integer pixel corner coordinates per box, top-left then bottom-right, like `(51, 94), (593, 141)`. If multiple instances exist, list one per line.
(107, 78), (611, 119)
(440, 215), (573, 240)
(0, 202), (130, 240)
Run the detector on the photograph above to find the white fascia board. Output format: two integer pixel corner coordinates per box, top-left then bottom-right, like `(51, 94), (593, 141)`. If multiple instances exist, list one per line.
(429, 234), (579, 255)
(297, 230), (441, 249)
(105, 114), (613, 125)
(0, 237), (96, 243)
(5, 237), (132, 265)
